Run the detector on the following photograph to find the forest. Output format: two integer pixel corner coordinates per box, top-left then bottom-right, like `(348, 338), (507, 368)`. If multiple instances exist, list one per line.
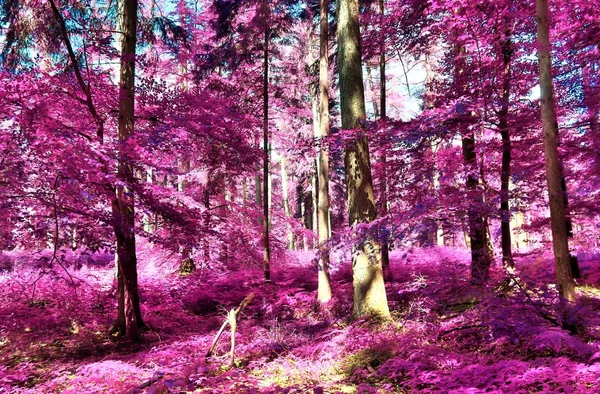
(1, 0), (600, 392)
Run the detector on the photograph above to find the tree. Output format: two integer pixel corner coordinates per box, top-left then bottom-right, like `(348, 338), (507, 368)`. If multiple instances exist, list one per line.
(535, 0), (576, 307)
(262, 0), (271, 282)
(337, 0), (389, 318)
(377, 0), (391, 275)
(110, 0), (144, 340)
(316, 0), (332, 303)
(499, 32), (514, 270)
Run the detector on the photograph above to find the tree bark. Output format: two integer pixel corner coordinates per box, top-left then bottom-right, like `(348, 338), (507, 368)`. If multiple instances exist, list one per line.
(535, 0), (576, 304)
(316, 0), (332, 303)
(378, 0), (391, 276)
(499, 36), (515, 270)
(337, 0), (390, 318)
(452, 42), (493, 284)
(462, 135), (493, 283)
(424, 50), (445, 247)
(262, 0), (271, 282)
(110, 0), (143, 341)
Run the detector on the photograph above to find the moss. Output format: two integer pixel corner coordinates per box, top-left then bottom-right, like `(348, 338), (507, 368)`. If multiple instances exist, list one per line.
(339, 346), (395, 379)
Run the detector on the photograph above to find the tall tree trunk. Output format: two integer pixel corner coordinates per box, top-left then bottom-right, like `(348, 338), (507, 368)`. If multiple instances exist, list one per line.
(311, 171), (318, 248)
(262, 0), (271, 282)
(453, 43), (493, 284)
(317, 0), (332, 303)
(378, 0), (391, 275)
(337, 0), (390, 318)
(308, 23), (320, 251)
(499, 36), (515, 270)
(535, 0), (576, 305)
(424, 50), (445, 247)
(111, 0), (143, 340)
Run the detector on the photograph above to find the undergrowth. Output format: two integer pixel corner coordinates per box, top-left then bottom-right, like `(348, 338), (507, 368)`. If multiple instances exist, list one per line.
(1, 247), (600, 393)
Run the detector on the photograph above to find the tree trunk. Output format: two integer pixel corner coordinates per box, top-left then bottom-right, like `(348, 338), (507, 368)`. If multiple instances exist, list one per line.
(424, 50), (445, 247)
(366, 66), (380, 118)
(311, 171), (317, 249)
(262, 0), (271, 282)
(453, 43), (492, 284)
(337, 0), (389, 318)
(462, 135), (493, 283)
(535, 0), (576, 305)
(378, 0), (391, 276)
(281, 155), (295, 250)
(109, 0), (144, 341)
(317, 0), (332, 303)
(499, 36), (515, 270)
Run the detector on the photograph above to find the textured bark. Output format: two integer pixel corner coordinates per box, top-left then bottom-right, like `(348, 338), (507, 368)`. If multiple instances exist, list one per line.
(499, 36), (515, 270)
(317, 0), (332, 303)
(110, 0), (143, 341)
(262, 0), (271, 282)
(535, 0), (576, 303)
(337, 0), (389, 318)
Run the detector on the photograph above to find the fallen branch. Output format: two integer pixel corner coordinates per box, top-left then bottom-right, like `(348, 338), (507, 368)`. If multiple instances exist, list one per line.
(504, 272), (560, 327)
(437, 324), (486, 339)
(206, 293), (254, 366)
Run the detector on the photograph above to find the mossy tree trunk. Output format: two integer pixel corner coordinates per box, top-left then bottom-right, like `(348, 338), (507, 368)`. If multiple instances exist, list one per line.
(337, 0), (390, 318)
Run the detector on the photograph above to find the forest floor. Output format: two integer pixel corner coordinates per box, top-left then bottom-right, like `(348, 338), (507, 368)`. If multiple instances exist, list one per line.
(1, 245), (600, 393)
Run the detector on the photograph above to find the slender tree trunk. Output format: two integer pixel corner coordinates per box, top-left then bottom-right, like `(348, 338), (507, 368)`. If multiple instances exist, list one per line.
(535, 0), (576, 305)
(499, 36), (515, 270)
(337, 0), (390, 318)
(242, 177), (248, 206)
(378, 0), (391, 275)
(203, 184), (211, 263)
(424, 50), (444, 247)
(316, 0), (332, 303)
(255, 172), (261, 212)
(366, 66), (380, 118)
(307, 23), (320, 251)
(262, 0), (271, 282)
(111, 0), (143, 340)
(300, 185), (308, 250)
(311, 171), (317, 248)
(178, 160), (195, 272)
(281, 155), (295, 250)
